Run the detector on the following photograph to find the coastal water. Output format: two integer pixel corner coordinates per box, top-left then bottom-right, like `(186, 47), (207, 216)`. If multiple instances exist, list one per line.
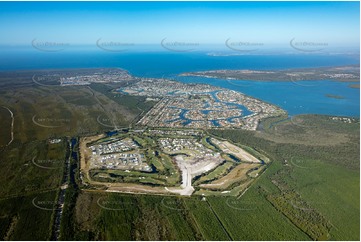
(174, 76), (360, 117)
(0, 49), (358, 76)
(0, 49), (359, 117)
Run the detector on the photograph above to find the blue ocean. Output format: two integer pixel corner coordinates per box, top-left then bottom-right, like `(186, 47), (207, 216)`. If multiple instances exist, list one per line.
(0, 48), (359, 117)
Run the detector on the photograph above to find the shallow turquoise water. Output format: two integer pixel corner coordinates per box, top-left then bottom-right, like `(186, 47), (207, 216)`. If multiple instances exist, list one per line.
(174, 76), (359, 117)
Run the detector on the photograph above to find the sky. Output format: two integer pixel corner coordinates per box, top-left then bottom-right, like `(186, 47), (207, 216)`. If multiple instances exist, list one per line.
(0, 1), (359, 50)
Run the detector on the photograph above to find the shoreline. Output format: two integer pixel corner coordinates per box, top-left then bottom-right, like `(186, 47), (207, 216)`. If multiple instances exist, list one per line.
(179, 64), (360, 83)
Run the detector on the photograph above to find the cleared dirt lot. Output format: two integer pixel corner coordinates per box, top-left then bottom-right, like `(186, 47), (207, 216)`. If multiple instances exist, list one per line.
(106, 183), (170, 195)
(166, 155), (223, 196)
(200, 163), (260, 190)
(211, 138), (260, 163)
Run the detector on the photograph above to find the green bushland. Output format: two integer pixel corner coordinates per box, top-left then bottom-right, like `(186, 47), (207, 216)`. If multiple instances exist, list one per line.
(206, 188), (310, 240)
(90, 83), (157, 115)
(184, 198), (231, 240)
(60, 139), (82, 240)
(289, 157), (360, 240)
(266, 163), (331, 240)
(0, 139), (66, 198)
(93, 194), (202, 240)
(0, 79), (153, 144)
(0, 191), (57, 240)
(209, 114), (359, 240)
(0, 107), (12, 147)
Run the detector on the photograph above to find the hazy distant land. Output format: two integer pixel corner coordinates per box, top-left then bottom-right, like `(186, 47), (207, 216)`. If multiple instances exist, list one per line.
(180, 65), (360, 84)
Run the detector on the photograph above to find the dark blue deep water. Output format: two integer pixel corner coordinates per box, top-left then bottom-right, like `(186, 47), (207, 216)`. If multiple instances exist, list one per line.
(0, 49), (359, 117)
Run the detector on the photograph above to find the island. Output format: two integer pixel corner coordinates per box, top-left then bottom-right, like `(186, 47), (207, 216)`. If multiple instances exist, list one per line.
(180, 65), (360, 83)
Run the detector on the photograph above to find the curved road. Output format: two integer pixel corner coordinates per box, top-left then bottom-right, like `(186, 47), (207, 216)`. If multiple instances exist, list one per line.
(1, 106), (14, 146)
